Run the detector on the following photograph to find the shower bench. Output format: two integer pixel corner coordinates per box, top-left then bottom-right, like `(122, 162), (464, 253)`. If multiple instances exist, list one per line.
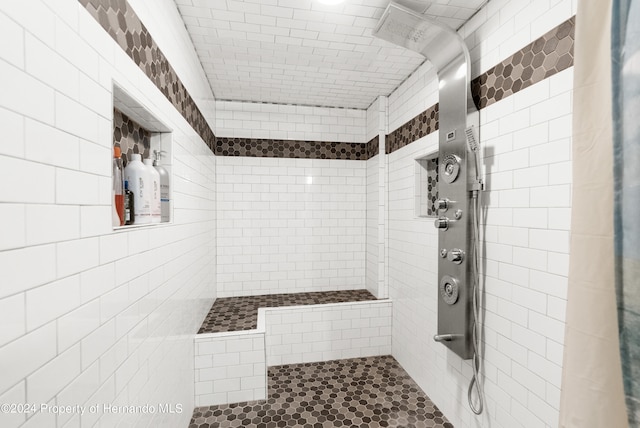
(192, 289), (392, 407)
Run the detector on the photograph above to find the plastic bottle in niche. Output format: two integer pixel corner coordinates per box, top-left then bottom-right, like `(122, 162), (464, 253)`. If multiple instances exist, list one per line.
(144, 158), (161, 223)
(112, 193), (120, 227)
(124, 180), (134, 225)
(112, 147), (125, 227)
(124, 153), (151, 224)
(153, 150), (170, 223)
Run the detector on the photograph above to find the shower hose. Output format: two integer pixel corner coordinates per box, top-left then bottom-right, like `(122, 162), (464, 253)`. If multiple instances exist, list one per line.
(468, 188), (484, 415)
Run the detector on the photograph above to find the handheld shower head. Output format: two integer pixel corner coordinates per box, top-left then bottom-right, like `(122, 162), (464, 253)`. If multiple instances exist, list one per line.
(465, 126), (479, 152)
(465, 125), (483, 189)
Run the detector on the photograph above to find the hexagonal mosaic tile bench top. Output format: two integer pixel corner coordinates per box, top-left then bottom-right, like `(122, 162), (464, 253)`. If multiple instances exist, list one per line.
(190, 356), (454, 428)
(198, 290), (378, 334)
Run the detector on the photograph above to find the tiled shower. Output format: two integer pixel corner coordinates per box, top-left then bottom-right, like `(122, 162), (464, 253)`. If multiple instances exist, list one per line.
(0, 0), (576, 427)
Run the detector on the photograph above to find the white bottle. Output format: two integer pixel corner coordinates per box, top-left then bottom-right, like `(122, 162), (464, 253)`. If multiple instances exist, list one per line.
(144, 158), (161, 223)
(124, 154), (151, 224)
(153, 151), (170, 223)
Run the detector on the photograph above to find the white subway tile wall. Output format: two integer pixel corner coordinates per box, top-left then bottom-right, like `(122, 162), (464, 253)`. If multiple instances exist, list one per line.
(386, 132), (441, 377)
(365, 96), (380, 143)
(264, 301), (392, 366)
(216, 156), (366, 297)
(387, 61), (438, 135)
(365, 95), (380, 298)
(0, 1), (217, 427)
(366, 154), (379, 297)
(387, 1), (576, 427)
(193, 333), (266, 407)
(365, 96), (388, 299)
(215, 100), (366, 143)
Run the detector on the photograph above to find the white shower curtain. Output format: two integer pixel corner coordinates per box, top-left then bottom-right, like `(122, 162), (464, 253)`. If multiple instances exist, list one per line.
(558, 0), (629, 427)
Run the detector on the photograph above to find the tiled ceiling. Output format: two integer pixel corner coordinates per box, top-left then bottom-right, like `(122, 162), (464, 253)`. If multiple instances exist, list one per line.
(174, 0), (487, 109)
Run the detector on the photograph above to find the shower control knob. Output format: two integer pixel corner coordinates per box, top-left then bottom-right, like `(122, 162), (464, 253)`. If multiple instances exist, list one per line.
(434, 217), (449, 230)
(436, 199), (450, 211)
(447, 249), (464, 264)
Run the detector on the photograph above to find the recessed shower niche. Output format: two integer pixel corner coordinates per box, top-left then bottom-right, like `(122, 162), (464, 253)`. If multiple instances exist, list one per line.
(112, 84), (173, 228)
(414, 152), (439, 218)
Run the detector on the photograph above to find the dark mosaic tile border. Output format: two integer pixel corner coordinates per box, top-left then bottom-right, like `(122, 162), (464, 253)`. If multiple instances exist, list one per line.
(190, 356), (454, 428)
(113, 108), (151, 163)
(425, 158), (439, 216)
(84, 0), (573, 161)
(472, 16), (575, 110)
(198, 289), (377, 334)
(386, 104), (439, 155)
(79, 0), (216, 153)
(366, 135), (380, 159)
(215, 138), (368, 160)
(386, 16), (575, 155)
(82, 0), (366, 161)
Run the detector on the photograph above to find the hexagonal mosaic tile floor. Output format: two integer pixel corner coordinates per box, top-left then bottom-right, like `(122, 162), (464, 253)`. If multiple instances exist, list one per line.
(189, 356), (453, 428)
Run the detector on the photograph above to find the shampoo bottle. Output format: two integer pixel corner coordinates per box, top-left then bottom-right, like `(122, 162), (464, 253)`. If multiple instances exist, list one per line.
(124, 180), (134, 225)
(144, 158), (161, 223)
(124, 153), (151, 224)
(153, 150), (170, 223)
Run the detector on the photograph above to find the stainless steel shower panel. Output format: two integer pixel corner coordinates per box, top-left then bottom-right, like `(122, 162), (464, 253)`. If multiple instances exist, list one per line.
(436, 52), (478, 359)
(373, 2), (479, 360)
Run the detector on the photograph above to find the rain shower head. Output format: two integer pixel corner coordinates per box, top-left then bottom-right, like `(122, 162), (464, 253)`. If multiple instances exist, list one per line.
(373, 4), (435, 45)
(372, 1), (469, 72)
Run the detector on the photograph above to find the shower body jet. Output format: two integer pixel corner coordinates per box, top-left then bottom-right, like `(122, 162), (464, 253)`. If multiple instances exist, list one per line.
(373, 1), (481, 361)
